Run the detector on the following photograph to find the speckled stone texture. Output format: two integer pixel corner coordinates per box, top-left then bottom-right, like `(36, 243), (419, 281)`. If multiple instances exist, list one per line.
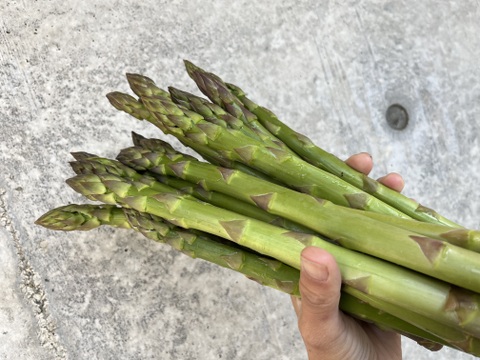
(1, 1), (479, 359)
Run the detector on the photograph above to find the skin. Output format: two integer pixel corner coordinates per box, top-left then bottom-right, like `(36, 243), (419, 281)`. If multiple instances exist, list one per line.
(292, 152), (404, 360)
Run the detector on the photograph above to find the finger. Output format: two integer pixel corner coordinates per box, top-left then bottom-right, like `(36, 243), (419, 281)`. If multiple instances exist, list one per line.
(345, 152), (373, 175)
(377, 172), (405, 193)
(296, 247), (344, 351)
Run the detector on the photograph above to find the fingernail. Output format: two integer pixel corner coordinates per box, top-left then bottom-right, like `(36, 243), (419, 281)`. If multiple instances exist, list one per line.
(301, 257), (329, 282)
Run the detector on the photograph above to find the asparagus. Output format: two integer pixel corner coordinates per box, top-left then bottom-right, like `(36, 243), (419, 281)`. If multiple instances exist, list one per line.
(227, 82), (461, 228)
(106, 88), (229, 165)
(34, 204), (129, 231)
(182, 60), (255, 127)
(70, 150), (312, 234)
(37, 204), (468, 352)
(63, 170), (480, 337)
(132, 84), (411, 218)
(35, 61), (480, 357)
(129, 90), (480, 291)
(106, 90), (275, 181)
(35, 204), (299, 294)
(167, 86), (245, 130)
(354, 209), (480, 252)
(125, 139), (480, 253)
(116, 140), (480, 293)
(118, 135), (480, 251)
(124, 207), (301, 294)
(168, 86), (294, 154)
(344, 286), (480, 354)
(126, 73), (170, 98)
(183, 61), (460, 228)
(151, 174), (313, 234)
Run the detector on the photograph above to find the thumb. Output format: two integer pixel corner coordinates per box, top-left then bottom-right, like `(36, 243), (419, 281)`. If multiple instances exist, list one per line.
(296, 246), (345, 351)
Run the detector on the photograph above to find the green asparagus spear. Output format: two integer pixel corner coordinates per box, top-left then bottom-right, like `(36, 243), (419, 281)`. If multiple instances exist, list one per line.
(151, 174), (313, 234)
(344, 286), (480, 354)
(182, 60), (254, 126)
(35, 204), (299, 294)
(126, 73), (170, 98)
(123, 133), (480, 253)
(35, 60), (480, 358)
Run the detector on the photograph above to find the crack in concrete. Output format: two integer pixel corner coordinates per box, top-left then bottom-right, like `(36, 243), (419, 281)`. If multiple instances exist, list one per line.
(0, 189), (67, 359)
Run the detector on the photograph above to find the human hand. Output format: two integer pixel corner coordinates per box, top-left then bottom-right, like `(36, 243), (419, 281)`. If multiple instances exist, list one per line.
(292, 152), (403, 360)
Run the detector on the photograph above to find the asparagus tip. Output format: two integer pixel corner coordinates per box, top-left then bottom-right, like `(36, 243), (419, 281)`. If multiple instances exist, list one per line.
(125, 73), (163, 98)
(34, 205), (101, 231)
(183, 60), (206, 80)
(131, 131), (147, 146)
(226, 82), (245, 97)
(106, 91), (137, 111)
(167, 86), (182, 98)
(70, 151), (98, 161)
(125, 72), (155, 86)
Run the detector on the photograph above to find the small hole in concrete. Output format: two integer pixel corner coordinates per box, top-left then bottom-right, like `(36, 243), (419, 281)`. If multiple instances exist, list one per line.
(386, 104), (409, 130)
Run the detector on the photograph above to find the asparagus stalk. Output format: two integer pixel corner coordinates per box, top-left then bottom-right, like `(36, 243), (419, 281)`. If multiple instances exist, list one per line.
(183, 61), (460, 228)
(344, 286), (480, 354)
(130, 74), (291, 181)
(122, 72), (250, 167)
(116, 140), (480, 292)
(123, 208), (302, 295)
(120, 140), (480, 253)
(182, 60), (255, 128)
(37, 204), (466, 352)
(120, 134), (480, 251)
(354, 210), (480, 252)
(35, 204), (299, 294)
(64, 170), (480, 337)
(151, 174), (313, 234)
(129, 90), (480, 291)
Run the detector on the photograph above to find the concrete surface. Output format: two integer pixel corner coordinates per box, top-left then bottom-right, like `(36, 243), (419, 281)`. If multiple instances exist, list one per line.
(1, 0), (479, 359)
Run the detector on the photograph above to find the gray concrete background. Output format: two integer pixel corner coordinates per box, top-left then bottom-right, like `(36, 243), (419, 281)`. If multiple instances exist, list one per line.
(1, 1), (479, 359)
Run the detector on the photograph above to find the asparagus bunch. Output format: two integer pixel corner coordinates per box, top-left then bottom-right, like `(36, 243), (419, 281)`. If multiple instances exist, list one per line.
(36, 61), (480, 356)
(182, 61), (460, 227)
(38, 156), (480, 353)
